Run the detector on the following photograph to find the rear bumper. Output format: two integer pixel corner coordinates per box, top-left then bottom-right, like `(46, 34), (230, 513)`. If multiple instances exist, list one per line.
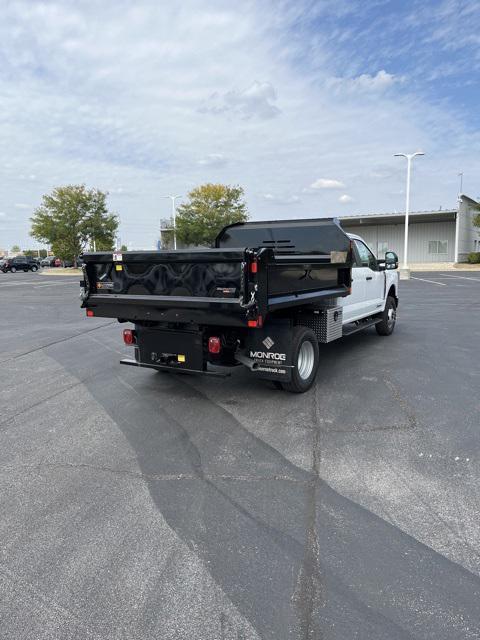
(120, 357), (230, 377)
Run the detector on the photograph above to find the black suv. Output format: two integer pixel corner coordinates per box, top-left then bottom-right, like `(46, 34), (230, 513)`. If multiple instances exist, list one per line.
(1, 256), (40, 273)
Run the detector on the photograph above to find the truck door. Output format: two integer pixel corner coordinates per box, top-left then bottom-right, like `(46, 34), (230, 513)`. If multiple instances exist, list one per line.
(340, 248), (367, 323)
(353, 239), (384, 316)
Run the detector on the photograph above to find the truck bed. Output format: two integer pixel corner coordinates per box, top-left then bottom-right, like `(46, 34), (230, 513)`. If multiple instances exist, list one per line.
(81, 218), (353, 327)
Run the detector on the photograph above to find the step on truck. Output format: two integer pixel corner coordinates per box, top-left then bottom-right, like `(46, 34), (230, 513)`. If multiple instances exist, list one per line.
(80, 219), (399, 393)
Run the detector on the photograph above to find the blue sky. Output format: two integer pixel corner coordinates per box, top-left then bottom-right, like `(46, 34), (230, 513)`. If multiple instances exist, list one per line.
(0, 0), (479, 249)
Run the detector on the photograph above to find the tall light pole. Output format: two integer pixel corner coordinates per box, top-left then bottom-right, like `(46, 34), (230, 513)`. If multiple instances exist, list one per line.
(394, 151), (425, 277)
(161, 195), (182, 250)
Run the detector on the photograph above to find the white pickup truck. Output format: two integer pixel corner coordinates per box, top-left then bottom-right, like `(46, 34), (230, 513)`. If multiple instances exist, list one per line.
(340, 233), (399, 327)
(81, 219), (399, 393)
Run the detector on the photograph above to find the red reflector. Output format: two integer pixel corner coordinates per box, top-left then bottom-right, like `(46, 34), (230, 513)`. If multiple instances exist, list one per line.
(208, 336), (221, 354)
(250, 260), (258, 274)
(247, 315), (264, 329)
(123, 329), (135, 345)
(86, 309), (94, 317)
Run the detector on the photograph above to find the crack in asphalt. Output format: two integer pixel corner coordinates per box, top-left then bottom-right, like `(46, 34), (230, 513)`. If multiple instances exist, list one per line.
(0, 321), (116, 364)
(4, 461), (311, 484)
(292, 387), (325, 640)
(0, 380), (87, 429)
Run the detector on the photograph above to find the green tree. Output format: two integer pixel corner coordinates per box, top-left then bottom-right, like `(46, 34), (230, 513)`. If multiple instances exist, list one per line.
(175, 183), (248, 247)
(120, 244), (128, 252)
(11, 245), (21, 253)
(30, 185), (118, 264)
(24, 249), (47, 258)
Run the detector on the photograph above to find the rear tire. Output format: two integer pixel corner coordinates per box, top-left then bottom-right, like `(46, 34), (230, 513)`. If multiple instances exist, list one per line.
(282, 326), (319, 393)
(376, 296), (397, 336)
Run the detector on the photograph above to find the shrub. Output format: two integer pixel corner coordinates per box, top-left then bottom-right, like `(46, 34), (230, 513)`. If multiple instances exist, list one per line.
(466, 252), (480, 264)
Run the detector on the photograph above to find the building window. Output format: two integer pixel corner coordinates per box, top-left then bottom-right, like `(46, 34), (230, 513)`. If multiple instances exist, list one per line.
(428, 240), (448, 255)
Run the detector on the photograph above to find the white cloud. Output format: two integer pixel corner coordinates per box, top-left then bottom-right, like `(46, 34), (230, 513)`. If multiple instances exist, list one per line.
(201, 81), (281, 120)
(262, 193), (300, 205)
(328, 70), (399, 93)
(310, 178), (345, 190)
(339, 194), (354, 203)
(14, 203), (31, 209)
(0, 212), (6, 217)
(197, 154), (227, 167)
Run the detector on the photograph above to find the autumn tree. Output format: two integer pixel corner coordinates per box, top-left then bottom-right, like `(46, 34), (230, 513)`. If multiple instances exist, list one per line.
(175, 184), (248, 247)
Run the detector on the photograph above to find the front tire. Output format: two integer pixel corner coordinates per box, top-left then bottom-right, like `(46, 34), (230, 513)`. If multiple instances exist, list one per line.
(282, 326), (319, 393)
(11, 267), (16, 273)
(376, 296), (397, 336)
(31, 265), (38, 272)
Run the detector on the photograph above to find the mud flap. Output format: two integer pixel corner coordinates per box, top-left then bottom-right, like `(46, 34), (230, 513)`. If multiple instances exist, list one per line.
(242, 320), (293, 381)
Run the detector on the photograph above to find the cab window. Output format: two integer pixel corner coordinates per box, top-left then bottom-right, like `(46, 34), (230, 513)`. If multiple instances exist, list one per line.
(353, 240), (377, 269)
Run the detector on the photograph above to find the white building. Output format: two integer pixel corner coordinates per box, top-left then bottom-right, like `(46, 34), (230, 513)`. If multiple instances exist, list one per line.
(338, 194), (479, 263)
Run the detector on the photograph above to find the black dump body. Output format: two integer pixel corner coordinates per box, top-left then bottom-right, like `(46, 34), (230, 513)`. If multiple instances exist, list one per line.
(81, 218), (353, 327)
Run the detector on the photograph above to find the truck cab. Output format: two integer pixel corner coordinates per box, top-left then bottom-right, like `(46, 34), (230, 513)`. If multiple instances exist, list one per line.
(341, 233), (399, 324)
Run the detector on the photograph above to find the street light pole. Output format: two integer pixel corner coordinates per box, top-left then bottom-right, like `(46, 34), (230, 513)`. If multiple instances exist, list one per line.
(161, 195), (182, 250)
(394, 151), (425, 277)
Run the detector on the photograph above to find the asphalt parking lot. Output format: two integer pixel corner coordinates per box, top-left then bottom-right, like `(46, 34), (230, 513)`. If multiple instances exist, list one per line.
(1, 270), (479, 640)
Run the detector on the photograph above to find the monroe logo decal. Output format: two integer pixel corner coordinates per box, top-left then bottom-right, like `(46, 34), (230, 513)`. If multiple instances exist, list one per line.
(250, 350), (286, 361)
(262, 336), (274, 349)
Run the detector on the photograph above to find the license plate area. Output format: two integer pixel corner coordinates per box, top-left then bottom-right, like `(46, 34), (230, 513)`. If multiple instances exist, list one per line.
(137, 328), (205, 371)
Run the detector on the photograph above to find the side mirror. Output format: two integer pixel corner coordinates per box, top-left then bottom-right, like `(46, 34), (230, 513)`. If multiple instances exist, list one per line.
(385, 251), (398, 270)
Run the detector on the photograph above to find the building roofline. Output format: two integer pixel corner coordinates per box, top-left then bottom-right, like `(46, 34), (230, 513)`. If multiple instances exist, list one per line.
(459, 194), (479, 206)
(337, 208), (456, 220)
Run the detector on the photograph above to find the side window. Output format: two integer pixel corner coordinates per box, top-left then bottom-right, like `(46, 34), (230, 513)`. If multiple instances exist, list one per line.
(354, 240), (376, 269)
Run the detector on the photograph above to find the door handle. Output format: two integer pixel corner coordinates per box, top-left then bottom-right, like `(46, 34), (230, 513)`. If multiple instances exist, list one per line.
(366, 276), (373, 280)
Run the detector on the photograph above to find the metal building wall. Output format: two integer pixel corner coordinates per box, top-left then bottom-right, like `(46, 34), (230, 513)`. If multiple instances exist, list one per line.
(342, 220), (456, 262)
(457, 197), (480, 260)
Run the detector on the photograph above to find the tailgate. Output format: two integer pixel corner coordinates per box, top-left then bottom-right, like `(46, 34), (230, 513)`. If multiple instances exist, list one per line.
(81, 248), (251, 325)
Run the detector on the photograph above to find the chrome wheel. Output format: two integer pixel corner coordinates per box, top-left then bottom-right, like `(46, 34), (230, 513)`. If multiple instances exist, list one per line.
(297, 340), (315, 380)
(387, 305), (396, 330)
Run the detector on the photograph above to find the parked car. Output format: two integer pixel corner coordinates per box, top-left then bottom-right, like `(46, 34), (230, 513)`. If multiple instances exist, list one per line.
(40, 256), (57, 267)
(1, 256), (40, 273)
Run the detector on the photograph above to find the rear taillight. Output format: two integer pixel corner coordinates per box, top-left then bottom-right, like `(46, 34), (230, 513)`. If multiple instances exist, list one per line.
(208, 336), (221, 354)
(86, 309), (94, 317)
(247, 315), (263, 328)
(123, 329), (136, 345)
(250, 259), (258, 274)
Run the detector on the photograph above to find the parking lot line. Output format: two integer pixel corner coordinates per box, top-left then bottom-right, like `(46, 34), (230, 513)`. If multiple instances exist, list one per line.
(34, 281), (78, 288)
(440, 274), (480, 282)
(410, 276), (446, 286)
(0, 281), (41, 287)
